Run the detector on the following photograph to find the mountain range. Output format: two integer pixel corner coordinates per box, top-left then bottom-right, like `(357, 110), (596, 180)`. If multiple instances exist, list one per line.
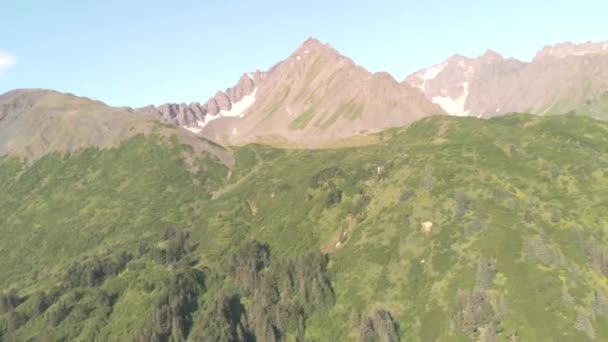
(3, 38), (608, 153)
(132, 38), (608, 148)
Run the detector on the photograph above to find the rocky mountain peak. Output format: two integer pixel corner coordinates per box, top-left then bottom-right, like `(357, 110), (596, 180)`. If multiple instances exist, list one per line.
(139, 38), (442, 146)
(138, 70), (264, 133)
(446, 54), (469, 63)
(290, 37), (346, 63)
(0, 89), (155, 160)
(193, 37), (443, 146)
(534, 41), (608, 61)
(480, 49), (504, 63)
(298, 37), (334, 52)
(301, 37), (323, 48)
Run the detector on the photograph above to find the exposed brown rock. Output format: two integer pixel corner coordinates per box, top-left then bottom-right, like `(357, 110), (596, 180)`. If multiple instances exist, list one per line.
(214, 91), (231, 111)
(205, 97), (220, 115)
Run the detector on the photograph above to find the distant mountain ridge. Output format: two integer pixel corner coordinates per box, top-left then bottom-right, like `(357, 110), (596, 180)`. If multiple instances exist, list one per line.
(3, 38), (608, 156)
(534, 41), (608, 60)
(405, 40), (608, 118)
(0, 89), (233, 164)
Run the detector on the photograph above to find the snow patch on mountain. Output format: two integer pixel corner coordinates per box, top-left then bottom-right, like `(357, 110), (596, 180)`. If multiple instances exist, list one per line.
(219, 88), (257, 118)
(183, 89), (257, 132)
(421, 62), (447, 81)
(418, 62), (447, 91)
(185, 126), (202, 134)
(431, 82), (469, 116)
(411, 62), (448, 91)
(184, 120), (207, 133)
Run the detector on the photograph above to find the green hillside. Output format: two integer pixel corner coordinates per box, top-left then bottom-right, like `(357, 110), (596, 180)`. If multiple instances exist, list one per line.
(2, 113), (608, 341)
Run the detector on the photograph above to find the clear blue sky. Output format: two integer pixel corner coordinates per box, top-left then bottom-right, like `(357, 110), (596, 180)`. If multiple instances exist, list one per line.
(1, 0), (607, 107)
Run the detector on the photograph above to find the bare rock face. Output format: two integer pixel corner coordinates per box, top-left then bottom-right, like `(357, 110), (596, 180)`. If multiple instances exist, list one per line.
(138, 71), (261, 131)
(190, 102), (207, 118)
(405, 40), (608, 119)
(235, 74), (255, 101)
(176, 104), (198, 127)
(155, 103), (173, 121)
(214, 91), (231, 111)
(143, 102), (208, 128)
(205, 98), (220, 116)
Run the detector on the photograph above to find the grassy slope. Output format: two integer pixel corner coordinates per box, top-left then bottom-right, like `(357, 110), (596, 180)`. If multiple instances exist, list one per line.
(2, 113), (608, 340)
(0, 133), (227, 289)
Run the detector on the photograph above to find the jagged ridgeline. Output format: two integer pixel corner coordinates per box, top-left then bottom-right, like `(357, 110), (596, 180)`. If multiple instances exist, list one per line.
(2, 112), (608, 341)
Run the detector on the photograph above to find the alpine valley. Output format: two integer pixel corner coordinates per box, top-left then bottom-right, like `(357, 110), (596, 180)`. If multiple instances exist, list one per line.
(2, 38), (608, 342)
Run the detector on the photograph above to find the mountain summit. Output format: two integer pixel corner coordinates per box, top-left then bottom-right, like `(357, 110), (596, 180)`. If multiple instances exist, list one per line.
(143, 38), (444, 147)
